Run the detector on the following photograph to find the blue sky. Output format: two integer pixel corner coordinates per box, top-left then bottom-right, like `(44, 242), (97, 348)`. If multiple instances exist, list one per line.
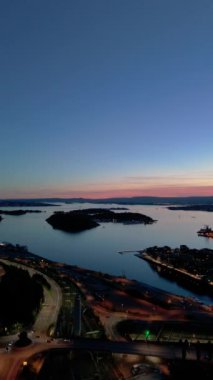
(0, 0), (213, 198)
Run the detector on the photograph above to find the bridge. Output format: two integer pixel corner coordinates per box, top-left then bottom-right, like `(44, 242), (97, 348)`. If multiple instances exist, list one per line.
(0, 337), (211, 380)
(66, 337), (209, 360)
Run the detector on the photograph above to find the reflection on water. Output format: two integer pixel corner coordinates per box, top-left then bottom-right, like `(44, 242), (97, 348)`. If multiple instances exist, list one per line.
(0, 203), (212, 303)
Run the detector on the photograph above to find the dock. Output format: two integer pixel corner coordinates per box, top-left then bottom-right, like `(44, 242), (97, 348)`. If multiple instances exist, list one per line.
(118, 250), (140, 254)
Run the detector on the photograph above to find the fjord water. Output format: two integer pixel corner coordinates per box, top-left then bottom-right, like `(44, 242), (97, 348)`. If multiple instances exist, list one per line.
(0, 203), (213, 303)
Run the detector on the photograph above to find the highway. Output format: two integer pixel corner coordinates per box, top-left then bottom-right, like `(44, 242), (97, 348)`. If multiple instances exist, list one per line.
(67, 338), (209, 360)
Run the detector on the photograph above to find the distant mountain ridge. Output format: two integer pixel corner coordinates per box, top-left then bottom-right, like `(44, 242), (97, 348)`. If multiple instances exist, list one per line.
(1, 196), (213, 206)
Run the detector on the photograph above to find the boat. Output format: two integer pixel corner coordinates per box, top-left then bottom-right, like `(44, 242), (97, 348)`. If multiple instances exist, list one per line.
(197, 225), (213, 238)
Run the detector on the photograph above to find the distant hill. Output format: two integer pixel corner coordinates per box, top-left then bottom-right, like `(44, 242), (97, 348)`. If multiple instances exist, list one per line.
(52, 196), (213, 205)
(1, 196), (213, 206)
(73, 196), (213, 205)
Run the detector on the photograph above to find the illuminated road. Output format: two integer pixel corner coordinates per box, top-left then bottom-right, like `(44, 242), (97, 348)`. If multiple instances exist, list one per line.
(33, 274), (62, 335)
(0, 338), (210, 380)
(0, 342), (67, 380)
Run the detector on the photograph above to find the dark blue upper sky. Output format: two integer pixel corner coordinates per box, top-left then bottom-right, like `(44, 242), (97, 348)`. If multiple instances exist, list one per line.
(1, 0), (213, 198)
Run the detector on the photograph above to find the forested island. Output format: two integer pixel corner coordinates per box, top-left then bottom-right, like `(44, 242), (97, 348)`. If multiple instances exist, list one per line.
(0, 200), (56, 207)
(46, 211), (99, 232)
(0, 210), (42, 216)
(46, 208), (155, 232)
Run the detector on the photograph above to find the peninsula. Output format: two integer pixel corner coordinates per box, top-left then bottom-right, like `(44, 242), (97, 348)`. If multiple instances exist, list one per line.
(137, 245), (213, 296)
(46, 208), (155, 232)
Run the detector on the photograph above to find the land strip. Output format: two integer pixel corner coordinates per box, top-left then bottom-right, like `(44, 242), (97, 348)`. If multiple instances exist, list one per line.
(137, 246), (213, 297)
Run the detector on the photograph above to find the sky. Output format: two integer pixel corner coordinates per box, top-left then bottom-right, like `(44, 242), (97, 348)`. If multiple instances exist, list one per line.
(0, 0), (213, 199)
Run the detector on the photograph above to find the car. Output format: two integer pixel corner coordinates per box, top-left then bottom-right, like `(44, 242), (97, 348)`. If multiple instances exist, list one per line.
(6, 342), (13, 351)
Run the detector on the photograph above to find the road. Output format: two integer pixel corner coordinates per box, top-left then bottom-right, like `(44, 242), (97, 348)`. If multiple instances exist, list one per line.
(68, 338), (208, 359)
(33, 274), (62, 336)
(0, 341), (67, 380)
(0, 337), (210, 380)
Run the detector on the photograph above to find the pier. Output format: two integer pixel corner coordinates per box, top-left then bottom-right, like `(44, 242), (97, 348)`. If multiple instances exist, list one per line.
(118, 250), (140, 254)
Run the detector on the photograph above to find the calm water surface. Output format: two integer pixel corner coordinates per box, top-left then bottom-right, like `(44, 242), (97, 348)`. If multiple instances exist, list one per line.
(0, 203), (213, 303)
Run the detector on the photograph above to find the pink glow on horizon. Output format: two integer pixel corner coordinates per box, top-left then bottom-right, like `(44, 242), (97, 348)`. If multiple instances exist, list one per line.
(62, 185), (213, 199)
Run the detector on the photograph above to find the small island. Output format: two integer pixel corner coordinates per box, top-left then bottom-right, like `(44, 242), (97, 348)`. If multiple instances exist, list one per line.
(0, 200), (57, 207)
(46, 208), (155, 233)
(168, 204), (213, 212)
(0, 210), (42, 216)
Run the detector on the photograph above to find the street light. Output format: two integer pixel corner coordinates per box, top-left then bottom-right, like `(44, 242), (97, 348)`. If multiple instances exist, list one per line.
(145, 329), (150, 340)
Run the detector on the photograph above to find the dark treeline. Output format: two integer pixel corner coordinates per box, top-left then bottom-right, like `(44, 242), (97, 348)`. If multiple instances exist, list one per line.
(0, 265), (44, 326)
(32, 273), (51, 290)
(46, 211), (99, 232)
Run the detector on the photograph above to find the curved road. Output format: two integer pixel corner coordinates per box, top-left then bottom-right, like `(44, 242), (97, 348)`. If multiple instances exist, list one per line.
(33, 274), (62, 336)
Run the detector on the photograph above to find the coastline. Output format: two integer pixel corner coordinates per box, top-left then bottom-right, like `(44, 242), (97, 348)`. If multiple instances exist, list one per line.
(0, 242), (212, 310)
(137, 251), (213, 299)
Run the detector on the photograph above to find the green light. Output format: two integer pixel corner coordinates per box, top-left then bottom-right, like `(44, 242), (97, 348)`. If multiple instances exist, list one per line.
(145, 329), (150, 338)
